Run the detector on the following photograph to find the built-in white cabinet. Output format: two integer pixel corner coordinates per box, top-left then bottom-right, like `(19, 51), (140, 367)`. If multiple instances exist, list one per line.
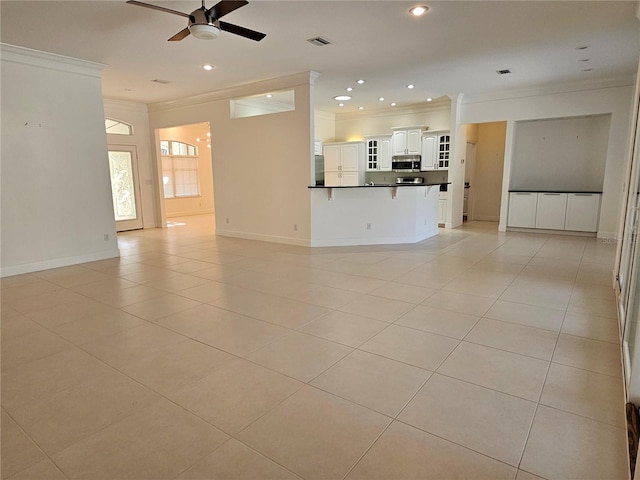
(535, 193), (567, 230)
(421, 132), (450, 170)
(565, 193), (601, 232)
(365, 135), (392, 172)
(323, 141), (365, 187)
(507, 192), (538, 228)
(508, 191), (601, 232)
(438, 191), (447, 225)
(421, 134), (437, 170)
(436, 134), (451, 170)
(392, 127), (424, 155)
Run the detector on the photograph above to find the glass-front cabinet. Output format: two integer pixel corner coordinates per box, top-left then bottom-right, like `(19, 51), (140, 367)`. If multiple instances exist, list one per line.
(365, 135), (392, 172)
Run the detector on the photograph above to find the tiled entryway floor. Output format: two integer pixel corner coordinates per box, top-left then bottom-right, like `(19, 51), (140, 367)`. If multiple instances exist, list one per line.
(1, 216), (628, 479)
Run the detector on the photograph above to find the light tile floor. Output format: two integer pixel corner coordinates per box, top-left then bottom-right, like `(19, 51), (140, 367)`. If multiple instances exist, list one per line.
(1, 216), (628, 480)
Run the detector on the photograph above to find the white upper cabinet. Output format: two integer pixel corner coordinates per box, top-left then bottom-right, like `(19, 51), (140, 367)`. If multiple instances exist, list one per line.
(392, 127), (425, 155)
(421, 134), (437, 170)
(365, 135), (392, 172)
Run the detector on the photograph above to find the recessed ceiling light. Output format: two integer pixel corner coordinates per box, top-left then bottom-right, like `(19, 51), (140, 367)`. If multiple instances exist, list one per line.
(407, 84), (415, 89)
(358, 106), (364, 110)
(334, 95), (352, 101)
(578, 58), (590, 62)
(338, 103), (345, 107)
(426, 97), (433, 102)
(390, 102), (397, 106)
(575, 46), (589, 50)
(346, 87), (353, 92)
(583, 68), (593, 72)
(409, 5), (429, 16)
(207, 132), (211, 137)
(357, 79), (365, 84)
(496, 69), (512, 75)
(202, 64), (214, 71)
(266, 94), (273, 98)
(378, 97), (385, 101)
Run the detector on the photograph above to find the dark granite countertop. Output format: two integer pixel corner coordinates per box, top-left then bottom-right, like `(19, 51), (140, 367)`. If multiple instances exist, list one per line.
(309, 183), (450, 189)
(509, 190), (603, 194)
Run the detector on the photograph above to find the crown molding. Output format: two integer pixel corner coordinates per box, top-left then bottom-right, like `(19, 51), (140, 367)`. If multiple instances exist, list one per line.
(103, 98), (149, 113)
(148, 71), (318, 112)
(0, 43), (105, 78)
(332, 98), (451, 121)
(462, 75), (635, 104)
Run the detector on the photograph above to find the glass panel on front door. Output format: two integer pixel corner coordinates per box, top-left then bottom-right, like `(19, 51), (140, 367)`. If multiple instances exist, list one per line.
(108, 151), (138, 221)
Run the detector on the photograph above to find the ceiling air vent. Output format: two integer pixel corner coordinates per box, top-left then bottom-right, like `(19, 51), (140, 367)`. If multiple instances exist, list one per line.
(151, 79), (172, 84)
(307, 36), (331, 46)
(496, 69), (512, 75)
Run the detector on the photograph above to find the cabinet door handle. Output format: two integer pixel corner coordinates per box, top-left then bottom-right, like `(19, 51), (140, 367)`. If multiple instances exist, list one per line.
(543, 193), (561, 195)
(574, 193), (593, 196)
(515, 193), (532, 195)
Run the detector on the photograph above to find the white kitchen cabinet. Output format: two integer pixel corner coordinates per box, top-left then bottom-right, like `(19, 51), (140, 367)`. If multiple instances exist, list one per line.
(365, 135), (392, 172)
(535, 193), (567, 230)
(420, 132), (450, 170)
(323, 142), (365, 187)
(565, 193), (601, 232)
(436, 134), (451, 170)
(314, 140), (323, 156)
(421, 134), (437, 170)
(507, 192), (538, 228)
(392, 127), (424, 155)
(438, 191), (447, 225)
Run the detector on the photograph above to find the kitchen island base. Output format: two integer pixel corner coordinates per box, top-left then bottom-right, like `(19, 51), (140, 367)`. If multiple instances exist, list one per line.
(310, 185), (440, 247)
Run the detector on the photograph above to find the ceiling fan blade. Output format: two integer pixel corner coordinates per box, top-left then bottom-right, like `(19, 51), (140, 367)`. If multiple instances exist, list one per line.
(218, 21), (266, 41)
(207, 1), (248, 19)
(126, 0), (190, 18)
(168, 27), (191, 41)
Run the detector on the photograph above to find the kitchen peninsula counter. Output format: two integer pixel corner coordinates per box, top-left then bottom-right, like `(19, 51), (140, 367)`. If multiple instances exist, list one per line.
(309, 183), (444, 247)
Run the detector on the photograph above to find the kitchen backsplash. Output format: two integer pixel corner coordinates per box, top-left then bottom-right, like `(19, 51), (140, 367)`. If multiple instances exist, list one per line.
(365, 170), (448, 184)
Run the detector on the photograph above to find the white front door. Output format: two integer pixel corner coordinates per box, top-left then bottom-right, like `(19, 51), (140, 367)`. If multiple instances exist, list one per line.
(108, 145), (143, 231)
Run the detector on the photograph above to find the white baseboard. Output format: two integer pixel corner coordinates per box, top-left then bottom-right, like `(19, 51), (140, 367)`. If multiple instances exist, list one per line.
(310, 229), (439, 247)
(1, 247), (121, 277)
(216, 229), (311, 247)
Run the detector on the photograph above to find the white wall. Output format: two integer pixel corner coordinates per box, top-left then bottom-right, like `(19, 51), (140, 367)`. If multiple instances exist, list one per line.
(314, 110), (336, 143)
(474, 122), (506, 222)
(511, 115), (610, 191)
(1, 44), (119, 276)
(462, 82), (634, 238)
(159, 124), (214, 218)
(147, 72), (316, 246)
(103, 99), (160, 228)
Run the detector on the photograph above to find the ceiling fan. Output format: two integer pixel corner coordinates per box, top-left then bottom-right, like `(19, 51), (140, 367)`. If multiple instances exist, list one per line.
(126, 0), (266, 42)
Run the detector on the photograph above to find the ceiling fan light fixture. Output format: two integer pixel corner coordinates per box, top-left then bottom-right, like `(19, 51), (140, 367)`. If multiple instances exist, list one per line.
(189, 23), (220, 40)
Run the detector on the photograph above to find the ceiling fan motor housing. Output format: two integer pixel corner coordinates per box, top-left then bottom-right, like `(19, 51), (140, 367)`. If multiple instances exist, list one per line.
(189, 8), (220, 39)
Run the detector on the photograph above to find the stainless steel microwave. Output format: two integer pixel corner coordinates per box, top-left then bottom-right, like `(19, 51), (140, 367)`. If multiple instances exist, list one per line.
(392, 155), (421, 172)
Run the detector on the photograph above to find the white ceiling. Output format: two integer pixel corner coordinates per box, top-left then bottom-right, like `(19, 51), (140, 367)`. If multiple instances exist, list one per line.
(1, 1), (638, 113)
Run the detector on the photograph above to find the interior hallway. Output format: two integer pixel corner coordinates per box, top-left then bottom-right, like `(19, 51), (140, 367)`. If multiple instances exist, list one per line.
(1, 216), (628, 479)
